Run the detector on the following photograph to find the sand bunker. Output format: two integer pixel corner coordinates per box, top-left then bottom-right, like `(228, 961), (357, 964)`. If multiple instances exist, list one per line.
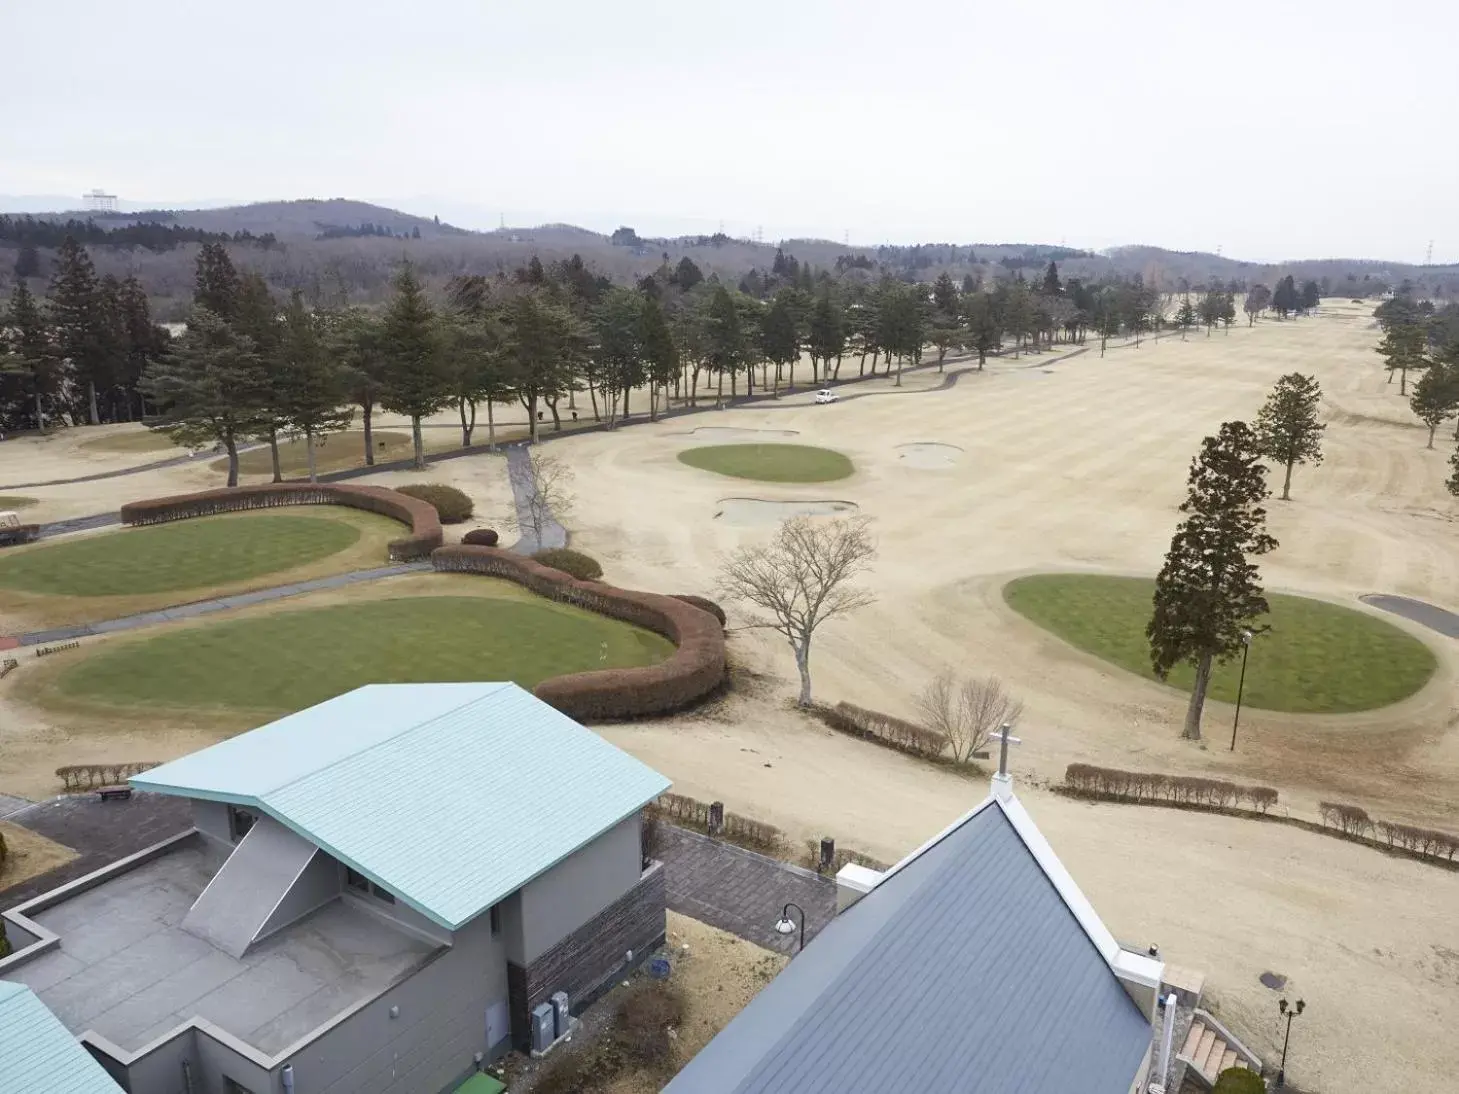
(896, 442), (963, 469)
(679, 427), (800, 442)
(713, 499), (859, 525)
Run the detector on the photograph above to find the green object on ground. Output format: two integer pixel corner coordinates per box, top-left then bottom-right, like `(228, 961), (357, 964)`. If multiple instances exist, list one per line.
(0, 514), (362, 597)
(51, 595), (675, 716)
(0, 497), (38, 510)
(452, 1073), (507, 1094)
(1003, 573), (1436, 714)
(677, 443), (854, 483)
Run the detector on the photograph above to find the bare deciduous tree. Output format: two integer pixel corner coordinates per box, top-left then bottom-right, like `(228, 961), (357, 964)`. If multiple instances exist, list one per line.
(718, 516), (876, 706)
(506, 450), (575, 550)
(914, 673), (1024, 764)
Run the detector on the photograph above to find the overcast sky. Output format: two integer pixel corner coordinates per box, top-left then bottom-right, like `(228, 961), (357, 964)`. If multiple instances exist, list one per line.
(5, 0), (1457, 263)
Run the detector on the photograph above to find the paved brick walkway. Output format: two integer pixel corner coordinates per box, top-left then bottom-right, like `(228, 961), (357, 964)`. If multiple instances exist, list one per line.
(0, 792), (193, 909)
(657, 824), (835, 954)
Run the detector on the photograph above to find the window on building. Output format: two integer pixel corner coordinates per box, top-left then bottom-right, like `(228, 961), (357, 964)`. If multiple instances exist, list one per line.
(227, 806), (255, 842)
(223, 1078), (258, 1094)
(346, 867), (396, 905)
(490, 903), (501, 937)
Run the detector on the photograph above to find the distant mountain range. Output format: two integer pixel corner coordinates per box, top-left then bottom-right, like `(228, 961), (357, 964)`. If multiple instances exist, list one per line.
(3, 197), (1455, 312)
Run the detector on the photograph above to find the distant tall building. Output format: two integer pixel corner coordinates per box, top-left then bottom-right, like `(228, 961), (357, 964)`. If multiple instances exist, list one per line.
(84, 189), (119, 212)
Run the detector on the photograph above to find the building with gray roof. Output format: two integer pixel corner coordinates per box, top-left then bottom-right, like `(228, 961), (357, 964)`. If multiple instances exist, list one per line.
(665, 770), (1165, 1094)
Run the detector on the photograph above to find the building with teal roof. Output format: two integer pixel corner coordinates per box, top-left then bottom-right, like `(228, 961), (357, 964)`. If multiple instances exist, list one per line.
(0, 683), (671, 1094)
(0, 980), (124, 1093)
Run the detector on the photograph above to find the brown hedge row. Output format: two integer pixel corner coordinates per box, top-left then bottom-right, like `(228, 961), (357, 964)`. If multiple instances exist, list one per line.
(119, 483), (443, 561)
(820, 701), (949, 761)
(432, 545), (726, 720)
(670, 594), (727, 627)
(647, 792), (785, 855)
(1065, 764), (1279, 812)
(1319, 801), (1458, 861)
(57, 761), (160, 790)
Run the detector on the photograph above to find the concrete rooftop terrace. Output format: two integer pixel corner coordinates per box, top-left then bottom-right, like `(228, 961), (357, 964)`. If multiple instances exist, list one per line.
(4, 838), (438, 1055)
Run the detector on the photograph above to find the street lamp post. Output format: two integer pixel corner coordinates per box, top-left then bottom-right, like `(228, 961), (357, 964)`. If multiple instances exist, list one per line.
(1276, 997), (1305, 1087)
(1229, 630), (1254, 752)
(774, 902), (806, 954)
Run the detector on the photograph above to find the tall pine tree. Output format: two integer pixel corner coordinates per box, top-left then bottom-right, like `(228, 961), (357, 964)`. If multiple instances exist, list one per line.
(1253, 373), (1325, 499)
(275, 291), (352, 481)
(48, 236), (107, 424)
(1148, 421), (1278, 740)
(380, 263), (450, 467)
(141, 308), (268, 487)
(4, 280), (60, 432)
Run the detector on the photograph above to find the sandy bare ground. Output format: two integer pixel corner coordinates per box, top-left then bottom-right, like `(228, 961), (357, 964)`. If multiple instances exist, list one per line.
(0, 821), (77, 892)
(558, 304), (1459, 1094)
(0, 306), (1454, 1090)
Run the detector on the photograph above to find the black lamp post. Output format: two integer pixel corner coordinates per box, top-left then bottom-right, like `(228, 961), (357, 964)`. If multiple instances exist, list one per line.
(774, 902), (806, 953)
(1276, 997), (1305, 1087)
(1229, 629), (1254, 752)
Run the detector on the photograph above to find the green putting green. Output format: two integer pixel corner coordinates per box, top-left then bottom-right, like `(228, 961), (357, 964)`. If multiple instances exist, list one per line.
(47, 595), (675, 716)
(677, 443), (853, 483)
(1003, 574), (1437, 714)
(0, 514), (363, 598)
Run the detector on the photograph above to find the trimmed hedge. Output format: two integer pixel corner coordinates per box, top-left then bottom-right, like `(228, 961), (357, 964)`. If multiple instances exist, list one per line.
(461, 528), (499, 547)
(649, 792), (785, 855)
(1319, 800), (1458, 861)
(119, 483), (443, 561)
(671, 594), (727, 627)
(432, 545), (725, 720)
(57, 761), (159, 791)
(1065, 764), (1279, 812)
(532, 547), (604, 581)
(819, 701), (949, 762)
(395, 482), (474, 524)
(1212, 1069), (1265, 1094)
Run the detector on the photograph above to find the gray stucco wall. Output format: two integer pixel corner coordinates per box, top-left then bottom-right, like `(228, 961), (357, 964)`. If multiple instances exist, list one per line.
(112, 910), (509, 1094)
(281, 909), (509, 1094)
(192, 799), (234, 850)
(256, 850), (340, 943)
(516, 815), (642, 964)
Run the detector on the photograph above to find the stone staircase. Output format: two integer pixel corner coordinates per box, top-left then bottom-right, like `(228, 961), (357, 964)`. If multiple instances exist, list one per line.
(1176, 1009), (1262, 1089)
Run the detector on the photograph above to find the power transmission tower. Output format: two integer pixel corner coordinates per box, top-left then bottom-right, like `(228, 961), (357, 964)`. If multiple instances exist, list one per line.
(1426, 240), (1434, 265)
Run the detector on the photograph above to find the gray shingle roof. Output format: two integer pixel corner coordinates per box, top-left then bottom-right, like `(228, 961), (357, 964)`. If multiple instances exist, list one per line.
(665, 799), (1153, 1094)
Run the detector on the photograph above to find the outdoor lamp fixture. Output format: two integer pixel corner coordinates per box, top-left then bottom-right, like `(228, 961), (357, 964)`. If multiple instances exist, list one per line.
(1276, 997), (1306, 1088)
(1229, 629), (1255, 752)
(774, 901), (806, 954)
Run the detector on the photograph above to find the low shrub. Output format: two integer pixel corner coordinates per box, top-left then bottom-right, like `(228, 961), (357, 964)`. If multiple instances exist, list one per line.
(532, 547), (604, 581)
(647, 792), (785, 855)
(0, 918), (10, 960)
(56, 761), (159, 791)
(461, 527), (499, 547)
(820, 701), (948, 761)
(641, 812), (662, 866)
(0, 826), (7, 871)
(1064, 764), (1279, 812)
(801, 838), (890, 874)
(1318, 800), (1372, 837)
(1374, 820), (1459, 861)
(395, 483), (474, 523)
(1212, 1068), (1264, 1094)
(671, 594), (726, 627)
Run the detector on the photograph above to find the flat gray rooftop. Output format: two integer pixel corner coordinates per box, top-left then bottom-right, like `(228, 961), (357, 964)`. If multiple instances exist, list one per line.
(6, 842), (438, 1055)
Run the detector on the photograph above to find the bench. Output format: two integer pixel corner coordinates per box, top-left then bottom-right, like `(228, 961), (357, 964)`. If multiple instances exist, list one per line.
(97, 786), (133, 802)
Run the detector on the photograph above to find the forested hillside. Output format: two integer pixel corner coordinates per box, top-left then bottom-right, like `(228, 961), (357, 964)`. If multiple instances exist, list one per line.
(2, 198), (1457, 320)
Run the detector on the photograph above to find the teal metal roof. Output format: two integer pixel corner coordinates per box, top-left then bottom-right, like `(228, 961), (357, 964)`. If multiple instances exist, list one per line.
(0, 981), (124, 1093)
(132, 683), (671, 930)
